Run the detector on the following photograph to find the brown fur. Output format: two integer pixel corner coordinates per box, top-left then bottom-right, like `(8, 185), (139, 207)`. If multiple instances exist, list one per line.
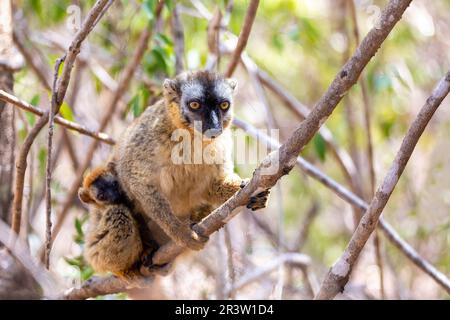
(79, 165), (149, 277)
(111, 71), (269, 257)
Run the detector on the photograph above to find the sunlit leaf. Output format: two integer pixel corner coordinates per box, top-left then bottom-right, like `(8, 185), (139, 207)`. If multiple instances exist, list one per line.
(313, 133), (327, 162)
(60, 102), (75, 121)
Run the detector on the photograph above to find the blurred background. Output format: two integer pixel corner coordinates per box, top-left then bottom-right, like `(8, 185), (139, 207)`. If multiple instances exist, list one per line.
(1, 0), (450, 299)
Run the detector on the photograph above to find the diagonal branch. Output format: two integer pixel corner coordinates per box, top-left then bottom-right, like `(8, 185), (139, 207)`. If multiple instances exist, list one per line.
(151, 0), (413, 267)
(225, 0), (259, 77)
(0, 90), (115, 144)
(315, 71), (450, 299)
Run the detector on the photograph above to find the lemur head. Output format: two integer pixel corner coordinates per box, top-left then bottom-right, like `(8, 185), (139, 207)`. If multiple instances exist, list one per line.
(78, 163), (125, 207)
(163, 71), (237, 139)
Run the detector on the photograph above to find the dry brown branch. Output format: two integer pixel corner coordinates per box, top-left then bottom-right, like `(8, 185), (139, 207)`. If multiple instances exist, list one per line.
(14, 25), (82, 171)
(223, 225), (236, 299)
(0, 0), (16, 222)
(225, 253), (311, 297)
(234, 117), (450, 294)
(0, 219), (60, 298)
(225, 0), (259, 77)
(351, 3), (386, 298)
(255, 67), (362, 198)
(315, 71), (450, 299)
(48, 2), (164, 251)
(10, 0), (113, 237)
(0, 90), (115, 145)
(43, 57), (65, 268)
(171, 4), (185, 74)
(294, 201), (320, 251)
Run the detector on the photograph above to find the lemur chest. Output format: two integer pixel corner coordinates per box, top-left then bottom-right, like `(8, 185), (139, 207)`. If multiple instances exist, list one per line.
(159, 162), (222, 218)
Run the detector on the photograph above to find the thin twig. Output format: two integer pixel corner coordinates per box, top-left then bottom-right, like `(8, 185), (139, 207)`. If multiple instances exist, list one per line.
(315, 71), (450, 299)
(0, 219), (60, 298)
(225, 253), (311, 297)
(223, 225), (236, 299)
(10, 0), (113, 237)
(171, 4), (185, 74)
(44, 57), (65, 269)
(0, 90), (115, 144)
(225, 0), (259, 77)
(347, 0), (385, 298)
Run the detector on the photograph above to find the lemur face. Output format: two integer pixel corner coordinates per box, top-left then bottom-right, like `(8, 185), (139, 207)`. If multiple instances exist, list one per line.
(91, 173), (123, 205)
(164, 71), (237, 139)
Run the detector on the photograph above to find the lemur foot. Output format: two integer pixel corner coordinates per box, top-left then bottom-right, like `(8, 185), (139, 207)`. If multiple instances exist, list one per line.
(139, 247), (174, 276)
(247, 189), (270, 211)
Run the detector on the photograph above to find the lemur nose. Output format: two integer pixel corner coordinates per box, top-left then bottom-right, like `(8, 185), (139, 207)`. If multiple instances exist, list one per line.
(206, 128), (222, 139)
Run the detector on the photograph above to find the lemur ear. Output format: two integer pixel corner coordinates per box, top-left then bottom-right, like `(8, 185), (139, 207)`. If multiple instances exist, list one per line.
(78, 188), (93, 204)
(163, 79), (178, 95)
(226, 78), (238, 91)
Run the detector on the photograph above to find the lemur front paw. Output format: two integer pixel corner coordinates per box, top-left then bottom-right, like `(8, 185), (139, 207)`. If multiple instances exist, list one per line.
(246, 189), (270, 211)
(179, 225), (209, 251)
(240, 178), (250, 188)
(139, 246), (174, 276)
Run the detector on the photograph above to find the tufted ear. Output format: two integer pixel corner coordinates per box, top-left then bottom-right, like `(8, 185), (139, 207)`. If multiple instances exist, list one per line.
(226, 78), (238, 91)
(78, 187), (93, 204)
(163, 79), (178, 94)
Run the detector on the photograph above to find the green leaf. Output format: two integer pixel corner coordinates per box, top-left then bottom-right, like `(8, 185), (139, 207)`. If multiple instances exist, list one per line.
(155, 33), (173, 46)
(142, 0), (158, 21)
(75, 218), (83, 237)
(313, 134), (327, 162)
(81, 266), (94, 281)
(60, 102), (75, 121)
(128, 94), (141, 117)
(64, 257), (82, 268)
(38, 147), (47, 176)
(25, 113), (36, 126)
(30, 94), (40, 106)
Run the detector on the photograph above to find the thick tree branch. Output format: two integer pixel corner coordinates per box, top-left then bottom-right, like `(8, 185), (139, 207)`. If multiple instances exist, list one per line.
(152, 0), (413, 266)
(0, 90), (115, 144)
(315, 71), (450, 299)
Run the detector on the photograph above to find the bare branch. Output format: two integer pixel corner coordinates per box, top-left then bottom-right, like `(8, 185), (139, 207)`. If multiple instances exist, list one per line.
(44, 56), (65, 268)
(10, 0), (113, 237)
(0, 90), (115, 145)
(171, 4), (185, 74)
(234, 117), (450, 295)
(225, 253), (311, 297)
(225, 0), (259, 77)
(0, 219), (60, 298)
(315, 71), (450, 299)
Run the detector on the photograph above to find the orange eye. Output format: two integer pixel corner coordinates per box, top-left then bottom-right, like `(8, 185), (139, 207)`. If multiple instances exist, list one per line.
(189, 101), (200, 109)
(220, 101), (230, 110)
